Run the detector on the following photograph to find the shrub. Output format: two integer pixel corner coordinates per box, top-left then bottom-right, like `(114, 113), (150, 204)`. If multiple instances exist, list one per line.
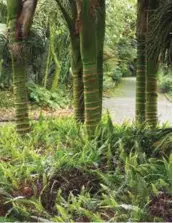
(158, 75), (172, 93)
(158, 66), (172, 94)
(27, 82), (71, 109)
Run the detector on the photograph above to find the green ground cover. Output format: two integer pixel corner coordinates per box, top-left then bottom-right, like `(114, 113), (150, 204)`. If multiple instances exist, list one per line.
(0, 116), (171, 222)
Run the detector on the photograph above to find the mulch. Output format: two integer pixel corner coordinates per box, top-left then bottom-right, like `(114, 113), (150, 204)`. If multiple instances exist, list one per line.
(0, 108), (73, 122)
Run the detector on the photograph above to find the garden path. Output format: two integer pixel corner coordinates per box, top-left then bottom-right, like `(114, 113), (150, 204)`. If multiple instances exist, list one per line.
(103, 77), (172, 125)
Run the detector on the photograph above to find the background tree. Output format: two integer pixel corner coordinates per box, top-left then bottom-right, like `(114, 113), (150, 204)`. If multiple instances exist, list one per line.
(104, 0), (136, 90)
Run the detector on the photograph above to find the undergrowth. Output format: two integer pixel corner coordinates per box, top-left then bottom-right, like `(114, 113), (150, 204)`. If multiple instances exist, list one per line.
(0, 90), (14, 108)
(0, 116), (172, 222)
(0, 83), (71, 111)
(27, 82), (72, 109)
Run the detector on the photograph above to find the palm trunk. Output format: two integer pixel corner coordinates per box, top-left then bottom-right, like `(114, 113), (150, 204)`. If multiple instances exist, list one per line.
(79, 0), (101, 135)
(96, 0), (105, 118)
(146, 62), (158, 127)
(146, 0), (159, 127)
(135, 0), (147, 123)
(71, 37), (84, 122)
(56, 0), (85, 123)
(136, 36), (146, 123)
(12, 54), (30, 134)
(7, 0), (30, 134)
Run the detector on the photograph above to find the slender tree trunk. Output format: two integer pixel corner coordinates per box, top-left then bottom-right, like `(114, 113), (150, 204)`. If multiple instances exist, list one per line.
(96, 0), (105, 118)
(7, 0), (37, 134)
(146, 0), (159, 127)
(43, 42), (51, 88)
(146, 62), (158, 127)
(12, 53), (30, 134)
(71, 37), (84, 122)
(7, 0), (30, 134)
(56, 0), (85, 123)
(136, 36), (146, 123)
(79, 0), (101, 135)
(135, 0), (147, 123)
(50, 24), (61, 92)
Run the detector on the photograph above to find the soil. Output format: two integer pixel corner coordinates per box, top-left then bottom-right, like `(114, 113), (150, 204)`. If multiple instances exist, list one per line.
(149, 191), (172, 222)
(40, 167), (101, 215)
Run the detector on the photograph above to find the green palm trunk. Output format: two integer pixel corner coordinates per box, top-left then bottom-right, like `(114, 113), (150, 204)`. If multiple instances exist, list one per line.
(56, 0), (84, 123)
(135, 0), (147, 123)
(71, 37), (84, 122)
(7, 0), (30, 134)
(12, 55), (30, 134)
(146, 0), (159, 127)
(79, 0), (100, 135)
(136, 36), (146, 123)
(146, 62), (158, 127)
(96, 0), (105, 117)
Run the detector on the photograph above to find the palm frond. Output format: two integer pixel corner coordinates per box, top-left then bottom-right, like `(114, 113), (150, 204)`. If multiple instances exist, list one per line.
(147, 0), (172, 65)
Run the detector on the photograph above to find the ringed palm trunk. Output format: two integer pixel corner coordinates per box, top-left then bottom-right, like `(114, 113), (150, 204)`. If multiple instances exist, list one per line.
(56, 0), (84, 123)
(79, 0), (101, 136)
(146, 0), (159, 127)
(96, 0), (105, 118)
(135, 0), (147, 123)
(136, 35), (146, 123)
(12, 52), (30, 134)
(146, 61), (158, 127)
(7, 0), (30, 134)
(71, 37), (84, 122)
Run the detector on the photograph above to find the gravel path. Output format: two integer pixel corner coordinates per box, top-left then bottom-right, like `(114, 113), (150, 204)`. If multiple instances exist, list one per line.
(103, 77), (172, 125)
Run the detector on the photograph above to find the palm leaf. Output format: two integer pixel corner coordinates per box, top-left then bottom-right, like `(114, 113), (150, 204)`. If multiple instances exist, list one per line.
(147, 0), (172, 65)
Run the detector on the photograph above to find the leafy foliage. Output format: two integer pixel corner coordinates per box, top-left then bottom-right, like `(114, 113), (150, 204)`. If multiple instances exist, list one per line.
(27, 82), (71, 109)
(0, 0), (70, 88)
(0, 117), (171, 222)
(0, 90), (14, 108)
(104, 0), (136, 77)
(158, 65), (172, 96)
(147, 0), (172, 65)
(0, 0), (7, 23)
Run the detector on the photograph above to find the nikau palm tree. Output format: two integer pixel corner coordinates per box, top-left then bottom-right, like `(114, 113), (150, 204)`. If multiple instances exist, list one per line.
(136, 0), (171, 127)
(135, 0), (147, 123)
(57, 0), (105, 134)
(146, 0), (159, 127)
(77, 0), (101, 135)
(55, 0), (84, 123)
(96, 0), (105, 118)
(146, 0), (172, 127)
(7, 0), (38, 134)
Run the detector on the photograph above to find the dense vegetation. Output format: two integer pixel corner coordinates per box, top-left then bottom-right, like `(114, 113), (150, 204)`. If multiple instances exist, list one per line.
(0, 0), (172, 222)
(0, 116), (172, 222)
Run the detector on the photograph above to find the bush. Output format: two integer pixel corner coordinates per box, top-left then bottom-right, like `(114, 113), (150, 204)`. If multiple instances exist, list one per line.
(158, 75), (172, 93)
(158, 66), (172, 94)
(103, 66), (123, 91)
(27, 82), (71, 109)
